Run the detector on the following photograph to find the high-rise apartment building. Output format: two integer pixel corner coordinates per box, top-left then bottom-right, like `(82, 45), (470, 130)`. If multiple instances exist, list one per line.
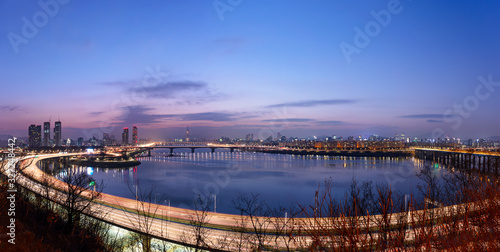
(54, 121), (61, 146)
(43, 121), (50, 146)
(29, 124), (42, 147)
(103, 133), (110, 146)
(122, 127), (129, 145)
(132, 126), (138, 145)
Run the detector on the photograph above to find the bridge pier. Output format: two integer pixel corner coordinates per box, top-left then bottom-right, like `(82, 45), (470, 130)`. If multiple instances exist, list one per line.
(416, 149), (499, 176)
(211, 147), (215, 153)
(190, 148), (195, 154)
(482, 156), (485, 172)
(494, 157), (499, 175)
(486, 156), (491, 173)
(480, 155), (484, 173)
(148, 149), (151, 157)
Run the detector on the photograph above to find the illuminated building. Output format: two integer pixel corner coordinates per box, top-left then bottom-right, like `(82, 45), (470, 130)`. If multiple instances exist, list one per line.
(43, 121), (50, 146)
(77, 137), (84, 146)
(29, 124), (42, 147)
(103, 133), (110, 146)
(122, 127), (129, 145)
(186, 126), (189, 142)
(54, 121), (61, 146)
(132, 126), (138, 145)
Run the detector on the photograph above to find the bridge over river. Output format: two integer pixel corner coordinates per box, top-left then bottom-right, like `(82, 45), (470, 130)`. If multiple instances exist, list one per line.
(142, 145), (245, 156)
(415, 148), (500, 176)
(132, 144), (414, 158)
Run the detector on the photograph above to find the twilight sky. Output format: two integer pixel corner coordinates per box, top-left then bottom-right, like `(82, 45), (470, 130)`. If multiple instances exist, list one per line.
(1, 0), (500, 140)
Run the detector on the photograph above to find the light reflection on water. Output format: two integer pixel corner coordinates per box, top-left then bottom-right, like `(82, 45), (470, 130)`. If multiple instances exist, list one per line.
(39, 150), (443, 214)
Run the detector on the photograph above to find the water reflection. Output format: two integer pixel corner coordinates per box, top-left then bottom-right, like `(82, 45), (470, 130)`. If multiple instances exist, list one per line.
(38, 151), (447, 214)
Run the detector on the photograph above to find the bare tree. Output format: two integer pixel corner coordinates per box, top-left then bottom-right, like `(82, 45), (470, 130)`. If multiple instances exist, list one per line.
(268, 204), (298, 251)
(417, 165), (443, 206)
(121, 183), (166, 252)
(182, 195), (212, 251)
(38, 172), (56, 211)
(228, 215), (250, 251)
(233, 193), (272, 250)
(60, 167), (104, 231)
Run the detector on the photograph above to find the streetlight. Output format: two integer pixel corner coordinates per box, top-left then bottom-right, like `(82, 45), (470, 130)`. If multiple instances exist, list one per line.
(404, 194), (409, 212)
(285, 211), (288, 231)
(405, 194), (410, 231)
(132, 184), (138, 203)
(164, 199), (170, 222)
(212, 194), (217, 213)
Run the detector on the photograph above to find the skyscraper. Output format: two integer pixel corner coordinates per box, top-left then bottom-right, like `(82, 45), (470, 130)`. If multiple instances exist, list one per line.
(186, 126), (189, 142)
(43, 121), (50, 146)
(54, 121), (61, 146)
(122, 128), (129, 145)
(132, 126), (138, 145)
(29, 124), (42, 147)
(103, 133), (110, 146)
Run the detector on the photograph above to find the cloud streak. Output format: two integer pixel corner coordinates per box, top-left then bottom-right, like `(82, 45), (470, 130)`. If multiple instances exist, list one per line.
(315, 120), (347, 125)
(427, 119), (443, 123)
(399, 114), (443, 119)
(117, 106), (167, 125)
(129, 81), (208, 99)
(102, 78), (225, 105)
(0, 106), (26, 112)
(175, 112), (239, 122)
(113, 106), (249, 126)
(261, 118), (314, 123)
(266, 99), (356, 108)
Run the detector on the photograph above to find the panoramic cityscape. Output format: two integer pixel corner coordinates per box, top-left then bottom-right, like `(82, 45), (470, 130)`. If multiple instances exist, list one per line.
(1, 1), (500, 251)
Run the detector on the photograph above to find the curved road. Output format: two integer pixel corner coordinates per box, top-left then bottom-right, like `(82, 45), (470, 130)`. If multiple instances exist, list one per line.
(10, 153), (305, 250)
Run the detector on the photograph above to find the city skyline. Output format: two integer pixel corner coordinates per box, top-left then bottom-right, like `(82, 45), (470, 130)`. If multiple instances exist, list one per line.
(22, 119), (499, 146)
(1, 1), (500, 140)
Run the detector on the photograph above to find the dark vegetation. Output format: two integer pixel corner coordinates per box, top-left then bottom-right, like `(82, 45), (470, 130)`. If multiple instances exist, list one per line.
(1, 155), (115, 251)
(0, 178), (111, 251)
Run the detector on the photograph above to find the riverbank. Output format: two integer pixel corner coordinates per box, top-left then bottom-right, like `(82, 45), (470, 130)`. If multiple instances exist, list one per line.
(250, 148), (413, 157)
(70, 159), (141, 168)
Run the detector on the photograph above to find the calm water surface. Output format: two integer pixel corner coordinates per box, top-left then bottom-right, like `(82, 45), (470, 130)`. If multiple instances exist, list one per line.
(39, 150), (444, 214)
